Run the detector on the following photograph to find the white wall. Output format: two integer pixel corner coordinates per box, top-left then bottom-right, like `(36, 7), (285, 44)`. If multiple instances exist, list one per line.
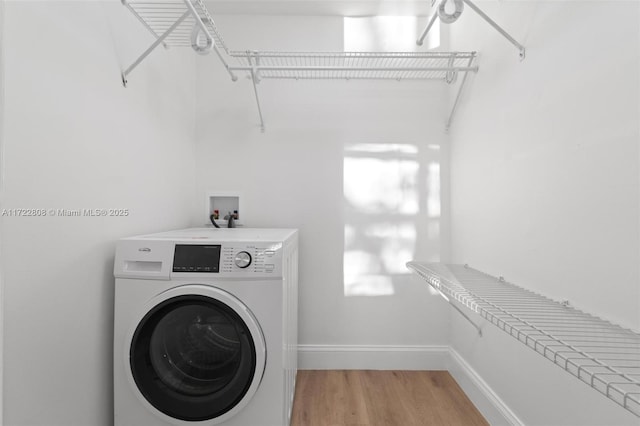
(1, 2), (197, 425)
(448, 1), (639, 424)
(0, 0), (5, 422)
(194, 15), (452, 366)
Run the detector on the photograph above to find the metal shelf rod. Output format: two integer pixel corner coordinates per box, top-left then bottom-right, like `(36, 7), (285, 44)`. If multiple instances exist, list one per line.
(231, 51), (475, 59)
(416, 10), (439, 47)
(228, 65), (479, 73)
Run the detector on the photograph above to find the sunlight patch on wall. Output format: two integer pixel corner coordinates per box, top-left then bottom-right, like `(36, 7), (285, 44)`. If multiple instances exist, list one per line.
(427, 162), (441, 218)
(344, 16), (440, 52)
(348, 143), (418, 155)
(343, 143), (421, 297)
(343, 157), (419, 215)
(428, 221), (440, 241)
(365, 223), (417, 274)
(344, 250), (394, 296)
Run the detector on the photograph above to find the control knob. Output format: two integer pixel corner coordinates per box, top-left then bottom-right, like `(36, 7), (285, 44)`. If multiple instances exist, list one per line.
(234, 251), (252, 269)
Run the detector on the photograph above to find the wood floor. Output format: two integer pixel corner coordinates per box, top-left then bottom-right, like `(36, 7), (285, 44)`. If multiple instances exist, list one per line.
(290, 370), (489, 426)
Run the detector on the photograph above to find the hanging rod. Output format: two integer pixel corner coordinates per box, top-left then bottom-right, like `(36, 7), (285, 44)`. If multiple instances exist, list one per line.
(406, 262), (640, 418)
(417, 0), (526, 60)
(227, 65), (479, 77)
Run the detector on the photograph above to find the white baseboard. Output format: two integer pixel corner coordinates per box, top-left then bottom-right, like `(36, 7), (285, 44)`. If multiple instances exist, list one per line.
(298, 344), (449, 370)
(297, 344), (519, 425)
(447, 348), (523, 426)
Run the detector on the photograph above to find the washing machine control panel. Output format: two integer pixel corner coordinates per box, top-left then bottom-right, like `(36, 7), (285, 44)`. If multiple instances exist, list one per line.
(173, 244), (222, 273)
(168, 242), (283, 278)
(219, 243), (283, 276)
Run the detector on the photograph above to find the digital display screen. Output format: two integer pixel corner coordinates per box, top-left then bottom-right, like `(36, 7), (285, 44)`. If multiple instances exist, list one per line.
(173, 245), (221, 273)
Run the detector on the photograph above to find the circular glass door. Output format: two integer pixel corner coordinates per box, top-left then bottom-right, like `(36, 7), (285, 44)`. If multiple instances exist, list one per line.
(129, 292), (261, 422)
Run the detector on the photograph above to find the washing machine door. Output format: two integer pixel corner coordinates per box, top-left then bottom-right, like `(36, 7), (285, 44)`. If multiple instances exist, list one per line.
(127, 285), (266, 424)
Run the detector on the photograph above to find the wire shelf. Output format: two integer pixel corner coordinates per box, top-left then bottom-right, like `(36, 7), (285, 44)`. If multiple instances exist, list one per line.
(406, 262), (640, 418)
(123, 0), (229, 52)
(123, 1), (477, 82)
(122, 0), (479, 130)
(228, 51), (477, 81)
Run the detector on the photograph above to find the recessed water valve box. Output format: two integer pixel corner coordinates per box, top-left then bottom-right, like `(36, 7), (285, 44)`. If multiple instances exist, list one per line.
(206, 192), (242, 227)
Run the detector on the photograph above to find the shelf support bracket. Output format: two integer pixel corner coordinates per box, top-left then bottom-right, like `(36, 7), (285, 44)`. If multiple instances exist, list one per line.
(254, 52), (262, 83)
(439, 289), (483, 336)
(417, 0), (526, 60)
(461, 0), (526, 60)
(416, 8), (439, 47)
(122, 0), (168, 49)
(250, 70), (266, 132)
(247, 55), (266, 132)
(121, 10), (190, 87)
(181, 0), (238, 82)
(445, 55), (475, 131)
(407, 263), (482, 336)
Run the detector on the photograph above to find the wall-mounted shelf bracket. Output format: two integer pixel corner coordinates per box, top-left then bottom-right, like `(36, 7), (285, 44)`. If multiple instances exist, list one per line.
(441, 289), (483, 336)
(445, 55), (475, 132)
(408, 262), (482, 336)
(121, 9), (190, 87)
(181, 0), (237, 81)
(122, 0), (169, 50)
(418, 0), (526, 60)
(121, 0), (237, 87)
(247, 53), (266, 132)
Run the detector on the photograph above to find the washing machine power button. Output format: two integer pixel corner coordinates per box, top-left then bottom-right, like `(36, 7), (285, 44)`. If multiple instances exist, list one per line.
(234, 251), (252, 269)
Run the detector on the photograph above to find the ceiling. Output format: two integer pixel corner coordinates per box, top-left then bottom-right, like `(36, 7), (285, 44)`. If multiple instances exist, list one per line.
(204, 1), (435, 16)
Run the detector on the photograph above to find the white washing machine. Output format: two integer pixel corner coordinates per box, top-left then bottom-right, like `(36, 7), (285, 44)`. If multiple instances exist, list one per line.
(113, 228), (298, 426)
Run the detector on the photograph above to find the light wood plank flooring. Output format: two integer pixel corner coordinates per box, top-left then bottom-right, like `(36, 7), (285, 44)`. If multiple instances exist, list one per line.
(291, 370), (488, 426)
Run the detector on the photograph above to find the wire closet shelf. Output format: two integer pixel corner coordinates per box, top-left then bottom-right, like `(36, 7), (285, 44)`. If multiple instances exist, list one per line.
(121, 0), (479, 130)
(122, 0), (478, 81)
(406, 262), (640, 418)
(228, 51), (477, 81)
